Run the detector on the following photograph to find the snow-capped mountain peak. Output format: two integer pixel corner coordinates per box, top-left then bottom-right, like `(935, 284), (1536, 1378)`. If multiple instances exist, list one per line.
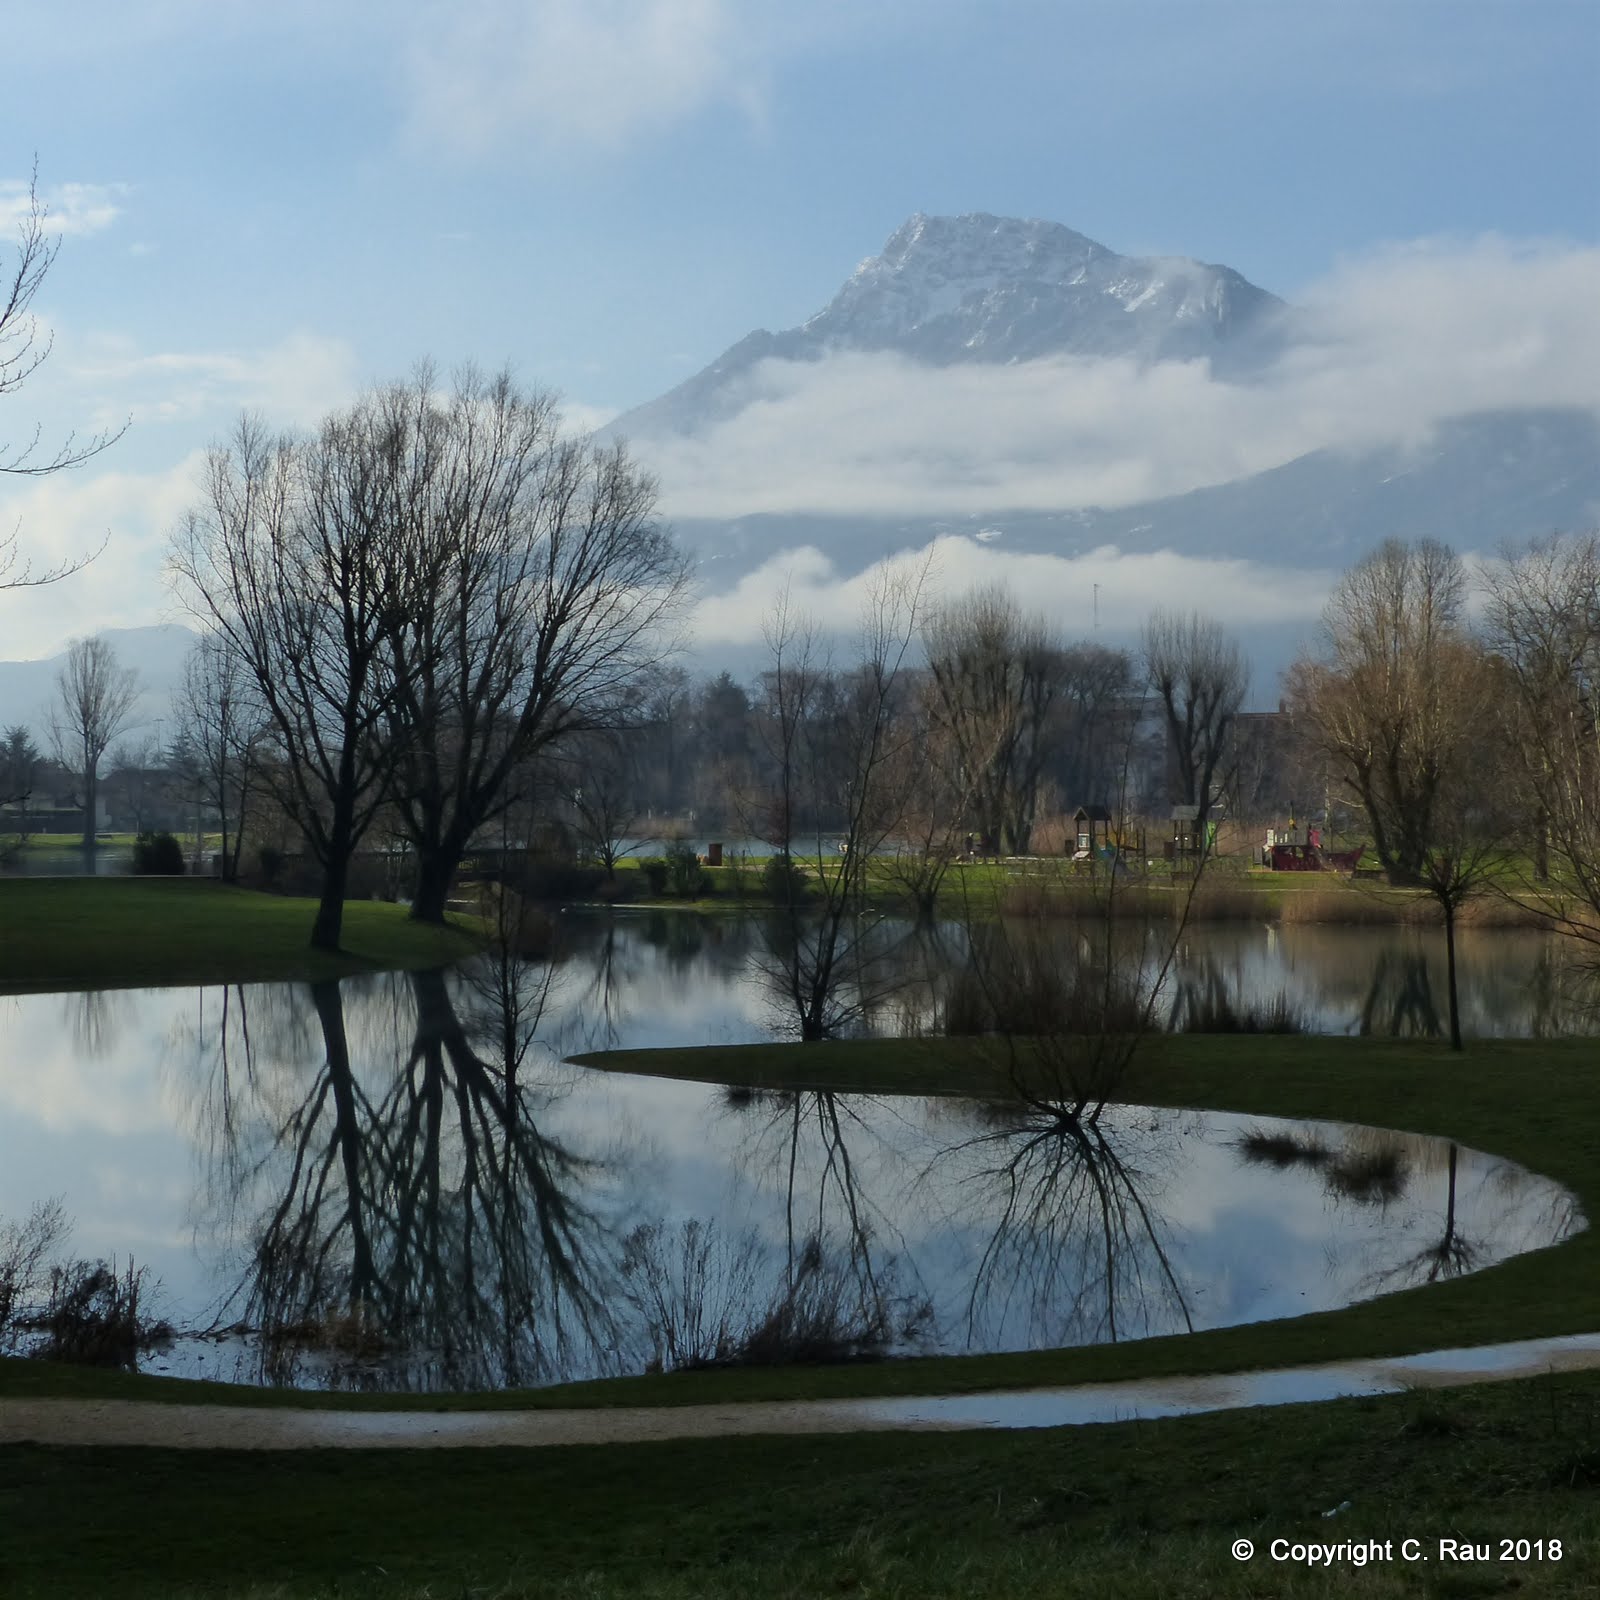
(609, 212), (1284, 440)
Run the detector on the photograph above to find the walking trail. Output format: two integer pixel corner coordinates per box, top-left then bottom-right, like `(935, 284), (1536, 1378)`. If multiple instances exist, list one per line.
(5, 1332), (1600, 1450)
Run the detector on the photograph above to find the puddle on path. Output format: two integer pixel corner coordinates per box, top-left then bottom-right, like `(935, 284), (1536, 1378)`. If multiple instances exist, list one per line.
(5, 1332), (1600, 1450)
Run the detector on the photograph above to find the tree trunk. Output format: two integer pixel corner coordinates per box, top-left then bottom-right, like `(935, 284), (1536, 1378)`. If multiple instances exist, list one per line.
(1444, 900), (1462, 1052)
(311, 851), (350, 950)
(81, 762), (96, 855)
(409, 850), (458, 924)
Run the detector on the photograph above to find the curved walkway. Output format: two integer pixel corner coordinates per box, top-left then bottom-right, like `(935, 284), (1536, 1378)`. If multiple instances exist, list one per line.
(5, 1333), (1600, 1450)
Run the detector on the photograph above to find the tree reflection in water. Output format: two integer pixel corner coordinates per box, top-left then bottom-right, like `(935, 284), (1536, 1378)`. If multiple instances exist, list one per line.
(1358, 950), (1443, 1038)
(201, 950), (627, 1391)
(931, 1105), (1195, 1349)
(710, 1086), (931, 1363)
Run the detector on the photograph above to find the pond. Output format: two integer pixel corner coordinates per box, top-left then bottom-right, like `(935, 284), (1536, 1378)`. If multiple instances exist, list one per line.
(0, 911), (1586, 1392)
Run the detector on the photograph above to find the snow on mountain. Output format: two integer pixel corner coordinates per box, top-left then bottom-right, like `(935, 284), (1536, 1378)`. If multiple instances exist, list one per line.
(608, 212), (1286, 440)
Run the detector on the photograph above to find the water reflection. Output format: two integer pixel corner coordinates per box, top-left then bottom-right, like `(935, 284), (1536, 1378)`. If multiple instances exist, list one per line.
(932, 1104), (1196, 1349)
(185, 962), (632, 1390)
(0, 912), (1591, 1391)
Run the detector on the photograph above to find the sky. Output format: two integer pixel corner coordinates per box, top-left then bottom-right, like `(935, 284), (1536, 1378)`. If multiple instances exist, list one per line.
(1, 0), (1597, 666)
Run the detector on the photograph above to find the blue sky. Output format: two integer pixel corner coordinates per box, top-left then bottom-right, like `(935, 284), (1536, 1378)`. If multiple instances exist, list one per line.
(1, 0), (1597, 660)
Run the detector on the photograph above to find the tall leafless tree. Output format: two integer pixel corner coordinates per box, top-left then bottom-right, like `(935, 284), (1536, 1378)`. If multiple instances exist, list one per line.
(1482, 531), (1600, 963)
(50, 635), (139, 851)
(923, 585), (1069, 855)
(757, 568), (928, 1040)
(173, 632), (263, 881)
(375, 368), (687, 922)
(1286, 539), (1479, 887)
(171, 404), (424, 949)
(1141, 609), (1247, 832)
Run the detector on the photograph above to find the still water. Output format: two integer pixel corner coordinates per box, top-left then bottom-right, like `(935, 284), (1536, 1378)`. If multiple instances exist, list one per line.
(0, 912), (1585, 1392)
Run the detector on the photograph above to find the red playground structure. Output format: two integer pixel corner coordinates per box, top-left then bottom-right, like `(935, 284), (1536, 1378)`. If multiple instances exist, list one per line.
(1268, 841), (1363, 873)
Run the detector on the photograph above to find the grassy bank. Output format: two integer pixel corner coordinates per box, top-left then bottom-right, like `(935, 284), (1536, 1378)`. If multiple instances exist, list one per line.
(585, 853), (1547, 925)
(5, 1370), (1600, 1597)
(0, 878), (482, 994)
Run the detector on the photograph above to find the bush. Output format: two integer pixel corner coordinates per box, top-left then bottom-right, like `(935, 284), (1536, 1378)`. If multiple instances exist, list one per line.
(36, 1258), (171, 1368)
(257, 844), (284, 887)
(761, 851), (809, 905)
(131, 831), (186, 875)
(666, 840), (706, 898)
(640, 857), (669, 895)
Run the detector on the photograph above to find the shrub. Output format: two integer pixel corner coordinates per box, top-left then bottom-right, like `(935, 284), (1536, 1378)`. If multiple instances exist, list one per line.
(761, 851), (809, 905)
(35, 1257), (171, 1368)
(640, 856), (669, 895)
(666, 840), (706, 897)
(131, 831), (186, 875)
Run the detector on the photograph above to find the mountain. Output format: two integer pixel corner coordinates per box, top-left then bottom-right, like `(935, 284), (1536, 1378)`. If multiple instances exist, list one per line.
(0, 624), (199, 747)
(674, 407), (1600, 579)
(609, 212), (1287, 440)
(601, 211), (1596, 631)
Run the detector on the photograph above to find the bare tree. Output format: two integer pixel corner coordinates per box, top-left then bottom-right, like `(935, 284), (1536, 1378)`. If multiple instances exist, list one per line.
(1287, 539), (1478, 888)
(173, 633), (263, 881)
(1482, 531), (1600, 963)
(170, 407), (422, 949)
(757, 568), (928, 1040)
(1141, 610), (1247, 831)
(566, 728), (653, 880)
(0, 164), (123, 595)
(376, 369), (687, 923)
(50, 636), (139, 851)
(1408, 646), (1512, 1050)
(924, 585), (1070, 855)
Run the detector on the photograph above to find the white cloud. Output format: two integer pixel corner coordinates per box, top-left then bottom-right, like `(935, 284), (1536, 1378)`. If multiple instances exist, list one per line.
(0, 454), (205, 660)
(0, 179), (127, 238)
(401, 0), (869, 156)
(634, 237), (1600, 520)
(689, 535), (1339, 648)
(67, 330), (360, 431)
(406, 0), (756, 155)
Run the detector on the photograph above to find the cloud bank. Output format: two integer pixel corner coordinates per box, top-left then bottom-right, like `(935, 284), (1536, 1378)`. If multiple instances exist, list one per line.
(689, 535), (1339, 648)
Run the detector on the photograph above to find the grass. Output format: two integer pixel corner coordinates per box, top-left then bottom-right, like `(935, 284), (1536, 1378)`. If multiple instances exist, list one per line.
(0, 878), (483, 995)
(4, 1371), (1600, 1596)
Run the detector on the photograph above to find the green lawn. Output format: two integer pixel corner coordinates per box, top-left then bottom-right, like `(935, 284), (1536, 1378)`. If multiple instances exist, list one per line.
(0, 877), (482, 994)
(4, 1371), (1599, 1597)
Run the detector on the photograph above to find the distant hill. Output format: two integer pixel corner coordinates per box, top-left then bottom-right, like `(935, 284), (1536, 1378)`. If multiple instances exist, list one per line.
(0, 624), (199, 748)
